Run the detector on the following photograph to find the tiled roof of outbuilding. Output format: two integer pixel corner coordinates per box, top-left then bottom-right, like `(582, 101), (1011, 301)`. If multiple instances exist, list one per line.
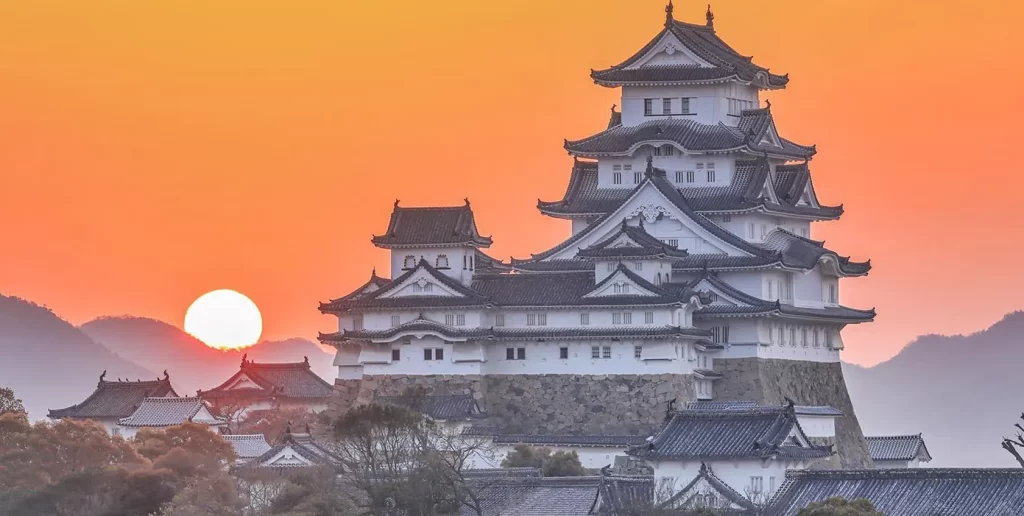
(627, 403), (831, 461)
(371, 200), (492, 248)
(661, 462), (759, 513)
(246, 432), (344, 471)
(596, 474), (655, 515)
(763, 468), (1024, 516)
(590, 12), (788, 89)
(202, 357), (334, 401)
(373, 394), (482, 421)
(465, 476), (602, 516)
(117, 397), (220, 427)
(224, 434), (272, 460)
(48, 373), (178, 420)
(866, 434), (931, 462)
(564, 110), (814, 160)
(692, 271), (876, 322)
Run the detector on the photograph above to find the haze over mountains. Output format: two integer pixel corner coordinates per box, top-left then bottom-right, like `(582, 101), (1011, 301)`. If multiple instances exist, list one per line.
(845, 311), (1024, 468)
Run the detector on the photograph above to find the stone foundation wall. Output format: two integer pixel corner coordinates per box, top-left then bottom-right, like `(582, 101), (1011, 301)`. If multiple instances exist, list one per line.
(714, 358), (872, 468)
(333, 374), (694, 435)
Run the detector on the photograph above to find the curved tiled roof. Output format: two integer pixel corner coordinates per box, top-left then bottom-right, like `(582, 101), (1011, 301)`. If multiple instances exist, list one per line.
(202, 358), (334, 400)
(761, 229), (871, 276)
(866, 434), (931, 462)
(373, 394), (482, 421)
(224, 434), (272, 460)
(661, 462), (759, 513)
(628, 404), (831, 461)
(692, 271), (876, 322)
(319, 259), (492, 313)
(117, 397), (217, 427)
(468, 476), (602, 516)
(48, 375), (178, 420)
(245, 432), (344, 471)
(764, 468), (1024, 516)
(590, 11), (788, 89)
(371, 200), (492, 248)
(577, 221), (689, 260)
(564, 109), (814, 160)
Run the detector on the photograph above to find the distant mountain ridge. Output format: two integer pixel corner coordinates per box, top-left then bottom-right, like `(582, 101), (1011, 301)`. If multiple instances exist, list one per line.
(844, 311), (1024, 467)
(80, 316), (334, 395)
(0, 294), (154, 420)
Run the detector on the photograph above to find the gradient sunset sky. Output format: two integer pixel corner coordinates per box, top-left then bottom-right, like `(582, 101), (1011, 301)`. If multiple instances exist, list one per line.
(2, 1), (1022, 366)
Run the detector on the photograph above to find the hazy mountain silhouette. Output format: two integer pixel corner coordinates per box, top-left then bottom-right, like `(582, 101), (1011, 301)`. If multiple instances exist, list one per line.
(0, 294), (154, 420)
(79, 316), (333, 395)
(844, 311), (1024, 467)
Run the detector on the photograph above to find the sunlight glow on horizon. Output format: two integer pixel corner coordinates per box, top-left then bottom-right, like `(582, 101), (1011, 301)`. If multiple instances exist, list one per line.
(184, 289), (263, 350)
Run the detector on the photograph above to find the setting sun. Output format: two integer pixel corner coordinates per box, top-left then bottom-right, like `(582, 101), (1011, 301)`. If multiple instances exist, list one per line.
(184, 289), (263, 349)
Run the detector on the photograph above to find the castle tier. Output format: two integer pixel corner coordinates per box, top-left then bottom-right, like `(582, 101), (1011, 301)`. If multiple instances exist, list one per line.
(321, 3), (875, 467)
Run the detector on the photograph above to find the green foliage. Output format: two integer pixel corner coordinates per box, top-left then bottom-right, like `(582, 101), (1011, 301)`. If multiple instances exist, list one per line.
(501, 445), (587, 477)
(0, 387), (26, 418)
(797, 496), (883, 516)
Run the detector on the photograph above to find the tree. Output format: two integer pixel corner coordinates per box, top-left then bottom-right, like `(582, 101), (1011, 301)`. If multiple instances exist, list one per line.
(134, 421), (235, 462)
(797, 496), (883, 516)
(160, 471), (244, 516)
(1001, 412), (1024, 468)
(235, 406), (322, 443)
(0, 387), (26, 418)
(329, 401), (494, 516)
(500, 445), (586, 477)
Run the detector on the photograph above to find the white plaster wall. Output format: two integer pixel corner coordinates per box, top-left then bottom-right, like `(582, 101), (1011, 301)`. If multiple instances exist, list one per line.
(388, 247), (475, 285)
(652, 458), (809, 501)
(483, 339), (699, 375)
(597, 155), (733, 189)
(620, 84), (759, 127)
(488, 443), (629, 470)
(593, 258), (673, 285)
(796, 414), (837, 439)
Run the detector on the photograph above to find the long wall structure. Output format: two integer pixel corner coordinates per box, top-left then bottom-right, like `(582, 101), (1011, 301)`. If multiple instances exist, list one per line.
(320, 4), (874, 468)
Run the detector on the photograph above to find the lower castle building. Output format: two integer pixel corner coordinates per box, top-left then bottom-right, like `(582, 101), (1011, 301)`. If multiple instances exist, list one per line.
(319, 3), (875, 470)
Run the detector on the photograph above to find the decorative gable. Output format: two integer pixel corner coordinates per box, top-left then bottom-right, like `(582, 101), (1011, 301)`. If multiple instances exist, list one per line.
(377, 267), (463, 299)
(264, 445), (316, 467)
(630, 32), (711, 68)
(584, 268), (660, 298)
(689, 279), (743, 307)
(796, 177), (821, 207)
(759, 122), (783, 148)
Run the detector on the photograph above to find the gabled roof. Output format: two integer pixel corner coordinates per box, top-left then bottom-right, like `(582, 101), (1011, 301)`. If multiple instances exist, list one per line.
(538, 158), (841, 220)
(472, 267), (691, 308)
(596, 473), (656, 515)
(326, 270), (392, 304)
(201, 357), (334, 401)
(577, 220), (689, 260)
(590, 5), (788, 89)
(660, 462), (758, 514)
(466, 476), (602, 516)
(764, 468), (1024, 516)
(627, 403), (832, 461)
(371, 199), (492, 248)
(245, 431), (344, 471)
(564, 109), (814, 160)
(691, 271), (876, 323)
(373, 394), (483, 421)
(761, 229), (871, 276)
(224, 434), (272, 460)
(117, 397), (222, 428)
(320, 259), (491, 313)
(48, 372), (178, 420)
(866, 434), (932, 463)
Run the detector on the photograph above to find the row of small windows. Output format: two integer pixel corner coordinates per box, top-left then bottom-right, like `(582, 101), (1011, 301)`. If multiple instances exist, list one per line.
(766, 276), (795, 302)
(727, 98), (756, 116)
(402, 254), (473, 270)
(644, 97), (694, 116)
(709, 325), (730, 344)
(375, 311), (674, 329)
(614, 161), (716, 185)
(766, 324), (833, 348)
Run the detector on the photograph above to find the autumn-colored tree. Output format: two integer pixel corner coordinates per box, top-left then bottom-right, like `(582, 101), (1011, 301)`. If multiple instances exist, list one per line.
(500, 445), (587, 477)
(134, 421), (235, 462)
(797, 496), (883, 516)
(160, 471), (245, 516)
(0, 466), (179, 516)
(236, 406), (323, 443)
(0, 387), (26, 418)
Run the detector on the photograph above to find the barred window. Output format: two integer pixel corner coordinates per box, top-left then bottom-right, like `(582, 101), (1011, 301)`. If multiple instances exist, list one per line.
(591, 346), (601, 359)
(634, 346), (643, 359)
(602, 346), (612, 359)
(645, 311), (654, 324)
(495, 314), (505, 327)
(390, 315), (400, 327)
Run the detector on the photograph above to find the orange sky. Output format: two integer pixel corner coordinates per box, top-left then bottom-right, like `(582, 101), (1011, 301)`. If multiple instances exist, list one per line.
(2, 0), (1022, 366)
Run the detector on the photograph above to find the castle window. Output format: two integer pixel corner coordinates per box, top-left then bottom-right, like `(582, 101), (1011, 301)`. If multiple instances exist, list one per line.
(828, 284), (838, 304)
(423, 348), (432, 360)
(445, 314), (455, 326)
(591, 346), (600, 359)
(652, 145), (662, 157)
(613, 312), (622, 324)
(634, 171), (643, 184)
(602, 346), (612, 359)
(403, 255), (416, 269)
(750, 476), (764, 494)
(634, 261), (643, 271)
(675, 171), (684, 183)
(436, 348), (444, 360)
(706, 162), (716, 182)
(607, 262), (615, 272)
(680, 97), (692, 114)
(655, 273), (661, 286)
(623, 312), (632, 324)
(436, 254), (450, 269)
(495, 314), (505, 327)
(456, 314), (466, 326)
(710, 326), (730, 344)
(390, 315), (400, 327)
(613, 164), (621, 171)
(353, 315), (364, 331)
(644, 98), (654, 115)
(686, 170), (695, 183)
(801, 328), (809, 347)
(662, 98), (672, 114)
(645, 311), (654, 324)
(506, 348), (515, 360)
(560, 347), (569, 359)
(580, 313), (590, 325)
(527, 313), (536, 326)
(613, 284), (621, 294)
(634, 345), (643, 359)
(402, 338), (411, 345)
(813, 328), (820, 348)
(391, 349), (401, 361)
(722, 214), (732, 223)
(463, 255), (467, 270)
(747, 223), (755, 239)
(665, 238), (679, 247)
(761, 224), (767, 240)
(662, 145), (674, 156)
(624, 164), (632, 171)
(768, 325), (774, 344)
(613, 172), (622, 185)
(517, 348), (526, 360)
(790, 327), (797, 347)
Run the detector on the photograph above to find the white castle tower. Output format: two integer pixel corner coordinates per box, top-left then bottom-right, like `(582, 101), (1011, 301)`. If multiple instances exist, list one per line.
(320, 3), (874, 467)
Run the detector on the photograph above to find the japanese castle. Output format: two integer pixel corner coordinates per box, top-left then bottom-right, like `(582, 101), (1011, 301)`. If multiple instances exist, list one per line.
(319, 2), (875, 470)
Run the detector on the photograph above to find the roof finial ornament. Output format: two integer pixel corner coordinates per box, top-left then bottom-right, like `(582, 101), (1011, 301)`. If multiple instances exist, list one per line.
(394, 199), (400, 208)
(163, 370), (169, 380)
(638, 217), (645, 229)
(706, 4), (714, 28)
(304, 355), (309, 366)
(99, 370), (106, 382)
(645, 155), (654, 176)
(611, 103), (617, 113)
(765, 99), (772, 109)
(241, 353), (248, 367)
(664, 0), (674, 26)
(464, 197), (471, 207)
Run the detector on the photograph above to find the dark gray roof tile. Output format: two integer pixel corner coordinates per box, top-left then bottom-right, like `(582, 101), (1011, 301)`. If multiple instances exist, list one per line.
(48, 375), (178, 420)
(866, 434), (930, 462)
(373, 394), (481, 421)
(203, 358), (334, 400)
(372, 200), (492, 248)
(467, 476), (602, 516)
(117, 397), (218, 427)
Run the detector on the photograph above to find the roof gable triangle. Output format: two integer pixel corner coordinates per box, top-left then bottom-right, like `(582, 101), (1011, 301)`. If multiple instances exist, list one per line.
(584, 267), (661, 298)
(629, 31), (711, 69)
(374, 260), (471, 299)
